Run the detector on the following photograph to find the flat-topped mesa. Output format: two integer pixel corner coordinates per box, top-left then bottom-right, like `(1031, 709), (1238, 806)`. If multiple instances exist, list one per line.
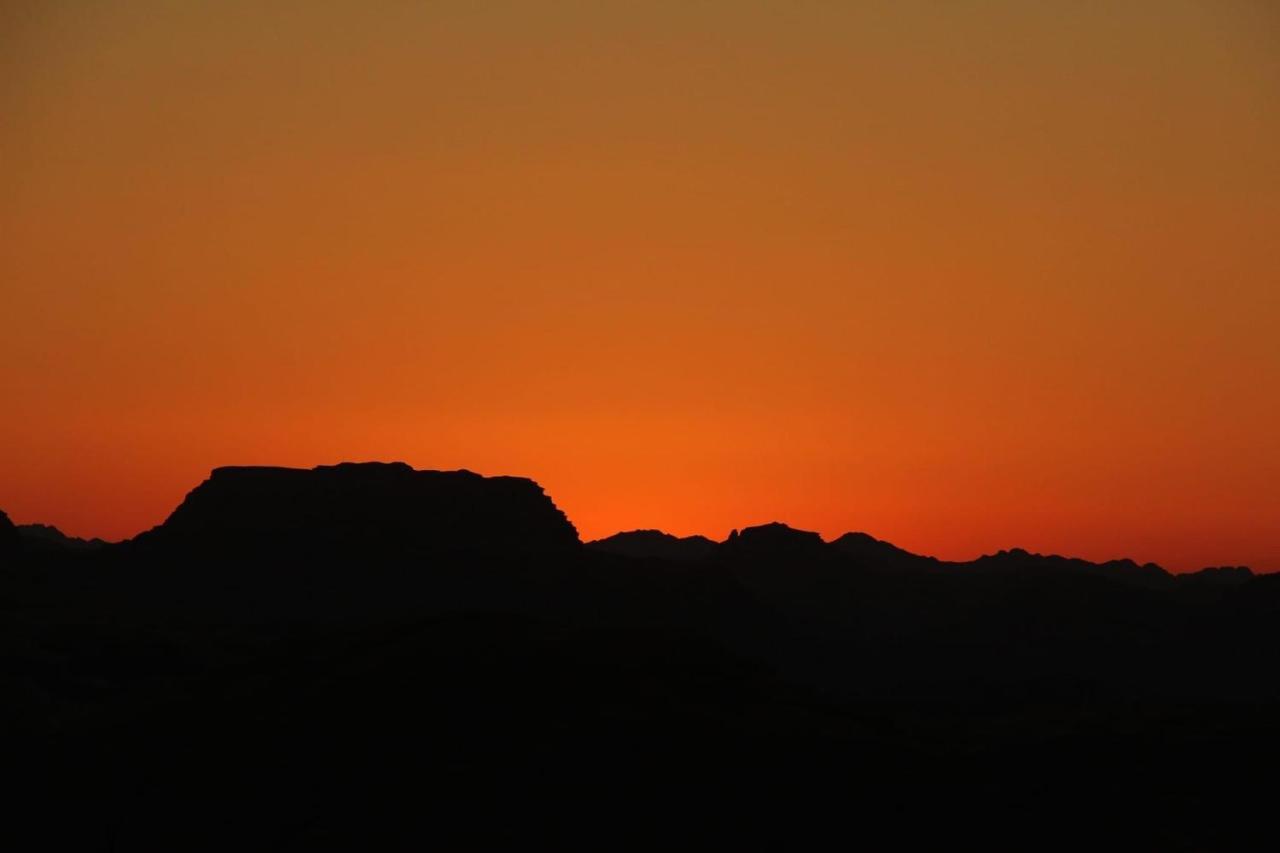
(718, 522), (830, 562)
(137, 462), (580, 555)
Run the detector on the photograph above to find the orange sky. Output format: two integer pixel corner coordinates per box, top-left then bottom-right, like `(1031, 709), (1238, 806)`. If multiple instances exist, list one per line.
(2, 1), (1278, 571)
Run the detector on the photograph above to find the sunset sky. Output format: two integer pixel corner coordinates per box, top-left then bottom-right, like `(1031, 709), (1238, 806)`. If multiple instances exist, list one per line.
(2, 1), (1277, 571)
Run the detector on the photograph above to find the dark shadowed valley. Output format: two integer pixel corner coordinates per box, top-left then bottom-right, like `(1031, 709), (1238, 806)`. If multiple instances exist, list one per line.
(4, 463), (1278, 851)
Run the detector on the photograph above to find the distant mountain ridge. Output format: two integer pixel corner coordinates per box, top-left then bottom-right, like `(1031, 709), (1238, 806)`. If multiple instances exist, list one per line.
(0, 464), (1262, 579)
(587, 530), (716, 562)
(2, 513), (109, 557)
(16, 524), (109, 552)
(830, 530), (941, 573)
(589, 521), (1256, 586)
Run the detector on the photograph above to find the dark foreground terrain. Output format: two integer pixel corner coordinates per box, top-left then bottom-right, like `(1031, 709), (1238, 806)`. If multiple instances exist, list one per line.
(4, 463), (1278, 850)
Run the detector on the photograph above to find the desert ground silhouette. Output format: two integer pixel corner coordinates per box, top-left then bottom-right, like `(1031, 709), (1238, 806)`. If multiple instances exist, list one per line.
(4, 463), (1278, 850)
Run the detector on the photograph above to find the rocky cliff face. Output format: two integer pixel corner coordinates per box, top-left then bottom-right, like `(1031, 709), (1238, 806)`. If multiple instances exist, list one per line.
(136, 462), (580, 555)
(0, 509), (19, 559)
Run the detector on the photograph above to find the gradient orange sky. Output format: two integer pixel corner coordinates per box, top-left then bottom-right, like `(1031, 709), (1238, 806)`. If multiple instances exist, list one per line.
(3, 1), (1277, 571)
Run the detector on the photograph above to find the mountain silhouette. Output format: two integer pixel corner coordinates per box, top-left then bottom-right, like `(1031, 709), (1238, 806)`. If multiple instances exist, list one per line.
(133, 461), (579, 555)
(586, 529), (717, 561)
(594, 523), (1202, 592)
(963, 547), (1173, 588)
(718, 522), (829, 561)
(830, 530), (942, 572)
(4, 462), (1278, 851)
(15, 523), (108, 552)
(1177, 564), (1254, 587)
